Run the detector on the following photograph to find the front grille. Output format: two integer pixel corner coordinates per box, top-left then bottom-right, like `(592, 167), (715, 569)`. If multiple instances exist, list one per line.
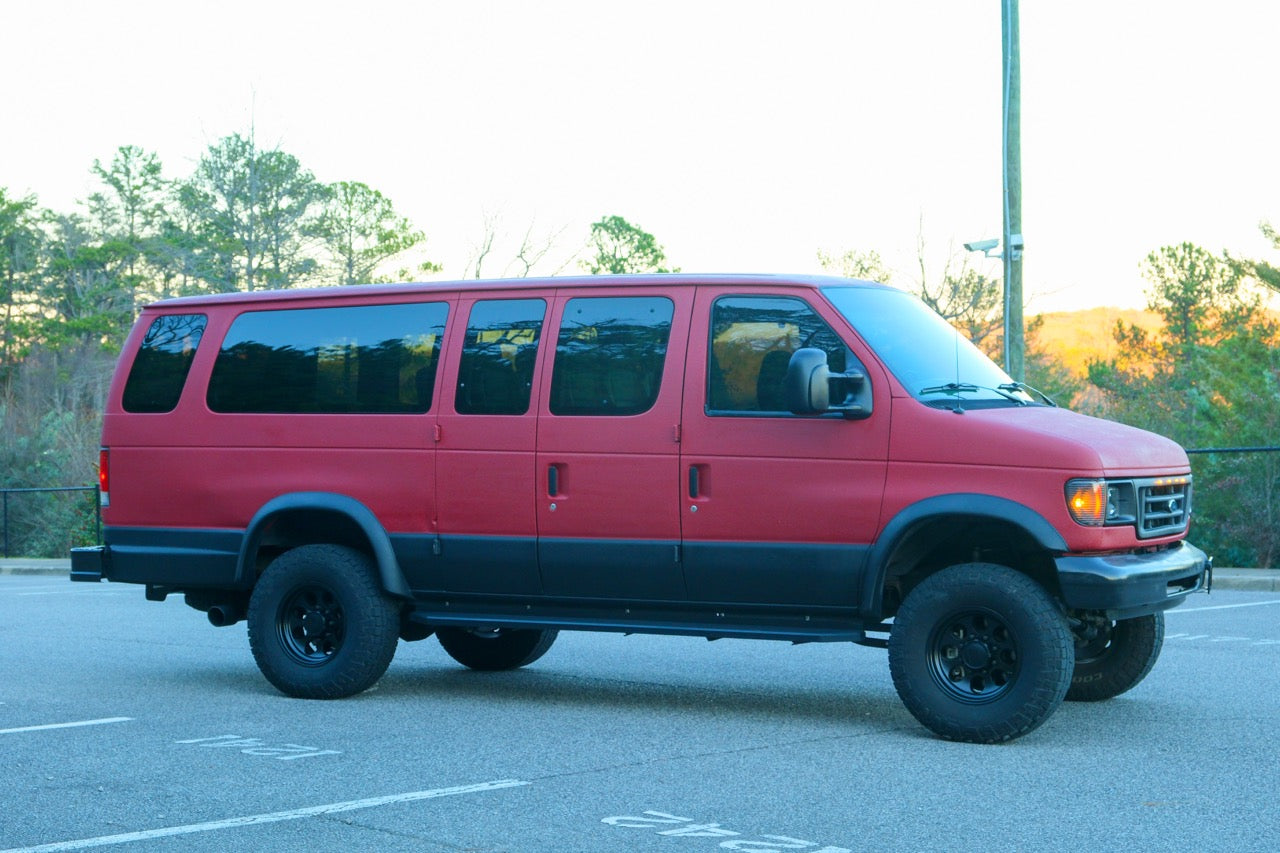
(1137, 478), (1191, 538)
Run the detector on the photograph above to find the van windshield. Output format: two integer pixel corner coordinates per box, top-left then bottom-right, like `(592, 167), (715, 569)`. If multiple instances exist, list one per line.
(821, 285), (1038, 408)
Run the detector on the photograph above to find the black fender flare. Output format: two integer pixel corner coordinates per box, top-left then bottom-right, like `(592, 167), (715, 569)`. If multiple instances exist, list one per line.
(236, 492), (412, 599)
(860, 493), (1067, 619)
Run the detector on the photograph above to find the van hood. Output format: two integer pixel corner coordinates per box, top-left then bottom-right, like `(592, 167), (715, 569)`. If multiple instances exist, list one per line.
(892, 403), (1190, 474)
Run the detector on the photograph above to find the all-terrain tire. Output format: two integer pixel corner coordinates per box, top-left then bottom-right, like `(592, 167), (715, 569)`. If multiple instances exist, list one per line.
(436, 627), (558, 671)
(888, 563), (1074, 743)
(247, 544), (399, 698)
(1066, 611), (1164, 702)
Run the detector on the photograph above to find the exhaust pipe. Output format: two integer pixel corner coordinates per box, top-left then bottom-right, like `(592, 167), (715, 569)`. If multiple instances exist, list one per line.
(207, 603), (244, 627)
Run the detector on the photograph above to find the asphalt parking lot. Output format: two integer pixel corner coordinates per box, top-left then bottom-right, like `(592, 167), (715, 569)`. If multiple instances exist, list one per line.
(3, 567), (1279, 851)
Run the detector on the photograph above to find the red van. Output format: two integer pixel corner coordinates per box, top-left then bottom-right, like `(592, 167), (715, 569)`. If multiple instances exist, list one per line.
(71, 274), (1209, 742)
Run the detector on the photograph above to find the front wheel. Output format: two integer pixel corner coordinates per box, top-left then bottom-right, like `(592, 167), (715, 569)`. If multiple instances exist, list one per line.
(1066, 611), (1164, 702)
(247, 544), (400, 698)
(437, 627), (558, 671)
(888, 563), (1074, 743)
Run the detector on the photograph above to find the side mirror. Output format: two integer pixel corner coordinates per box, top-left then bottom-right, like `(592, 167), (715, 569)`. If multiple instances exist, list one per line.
(784, 347), (872, 419)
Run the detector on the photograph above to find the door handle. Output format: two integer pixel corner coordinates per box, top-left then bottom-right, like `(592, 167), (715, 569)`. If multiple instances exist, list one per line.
(548, 464), (559, 497)
(688, 465), (700, 499)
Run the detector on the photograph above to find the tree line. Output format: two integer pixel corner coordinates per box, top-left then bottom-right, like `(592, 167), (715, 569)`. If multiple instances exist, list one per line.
(1, 136), (1277, 565)
(0, 136), (674, 557)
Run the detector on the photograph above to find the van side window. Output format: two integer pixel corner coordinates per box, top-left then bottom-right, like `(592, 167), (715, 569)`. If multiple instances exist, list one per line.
(708, 296), (848, 415)
(207, 302), (448, 414)
(549, 296), (674, 416)
(122, 313), (208, 413)
(455, 299), (546, 415)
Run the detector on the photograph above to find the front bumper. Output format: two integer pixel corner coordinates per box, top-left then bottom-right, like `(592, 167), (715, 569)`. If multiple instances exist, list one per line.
(1055, 540), (1210, 617)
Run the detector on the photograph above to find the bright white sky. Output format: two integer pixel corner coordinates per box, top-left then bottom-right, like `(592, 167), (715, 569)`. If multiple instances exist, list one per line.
(2, 0), (1277, 312)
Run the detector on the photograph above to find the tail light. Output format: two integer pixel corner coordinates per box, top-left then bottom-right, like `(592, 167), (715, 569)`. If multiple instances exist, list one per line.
(98, 447), (110, 508)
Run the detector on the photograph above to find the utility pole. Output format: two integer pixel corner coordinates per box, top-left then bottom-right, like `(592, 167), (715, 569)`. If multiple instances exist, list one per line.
(1002, 0), (1024, 380)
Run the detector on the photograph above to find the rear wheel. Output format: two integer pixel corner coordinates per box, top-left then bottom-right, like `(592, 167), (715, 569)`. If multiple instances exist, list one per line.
(888, 563), (1074, 743)
(247, 544), (399, 698)
(1066, 611), (1164, 701)
(437, 627), (558, 671)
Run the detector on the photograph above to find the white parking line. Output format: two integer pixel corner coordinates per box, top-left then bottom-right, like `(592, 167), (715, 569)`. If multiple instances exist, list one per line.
(0, 779), (531, 852)
(1169, 599), (1280, 614)
(0, 718), (132, 735)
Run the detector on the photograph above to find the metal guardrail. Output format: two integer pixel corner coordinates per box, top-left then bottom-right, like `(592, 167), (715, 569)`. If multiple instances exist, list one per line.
(1186, 446), (1280, 455)
(1, 486), (101, 558)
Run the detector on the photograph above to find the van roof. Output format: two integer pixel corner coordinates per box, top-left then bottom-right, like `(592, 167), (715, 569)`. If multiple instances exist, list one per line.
(144, 273), (893, 310)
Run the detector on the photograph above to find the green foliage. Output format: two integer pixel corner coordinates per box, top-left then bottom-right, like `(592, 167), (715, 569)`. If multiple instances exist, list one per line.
(318, 181), (431, 285)
(1249, 219), (1280, 292)
(0, 188), (42, 373)
(0, 364), (103, 557)
(178, 134), (327, 292)
(1085, 242), (1280, 567)
(581, 215), (673, 274)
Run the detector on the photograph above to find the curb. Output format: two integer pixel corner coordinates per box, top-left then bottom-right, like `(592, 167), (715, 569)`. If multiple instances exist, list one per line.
(4, 560), (1279, 592)
(0, 559), (74, 576)
(1209, 568), (1280, 593)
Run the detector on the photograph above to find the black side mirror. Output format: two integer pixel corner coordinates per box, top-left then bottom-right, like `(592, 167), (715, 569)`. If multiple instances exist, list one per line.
(784, 347), (872, 419)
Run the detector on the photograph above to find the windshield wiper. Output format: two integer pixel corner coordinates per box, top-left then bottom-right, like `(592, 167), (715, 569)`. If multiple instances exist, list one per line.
(919, 382), (979, 396)
(999, 382), (1057, 407)
(919, 382), (1027, 406)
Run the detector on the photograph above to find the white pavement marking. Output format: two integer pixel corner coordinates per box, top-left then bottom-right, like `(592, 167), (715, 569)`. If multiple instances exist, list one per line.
(1169, 599), (1280, 614)
(0, 718), (133, 735)
(1, 779), (531, 853)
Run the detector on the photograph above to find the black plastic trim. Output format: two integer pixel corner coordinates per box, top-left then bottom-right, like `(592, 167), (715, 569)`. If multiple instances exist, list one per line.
(861, 493), (1068, 619)
(94, 527), (243, 587)
(70, 546), (106, 582)
(1056, 540), (1210, 616)
(394, 533), (541, 596)
(240, 492), (411, 598)
(403, 591), (868, 644)
(684, 541), (866, 606)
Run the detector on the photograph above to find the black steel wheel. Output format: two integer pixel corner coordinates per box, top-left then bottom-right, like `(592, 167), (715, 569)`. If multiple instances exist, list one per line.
(889, 563), (1074, 743)
(1066, 611), (1164, 702)
(247, 544), (399, 698)
(436, 626), (558, 671)
(925, 608), (1020, 704)
(275, 583), (345, 665)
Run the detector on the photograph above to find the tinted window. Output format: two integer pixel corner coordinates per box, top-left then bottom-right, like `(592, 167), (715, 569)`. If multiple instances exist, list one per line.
(549, 296), (674, 416)
(455, 299), (546, 415)
(708, 296), (848, 414)
(207, 302), (448, 414)
(122, 314), (208, 413)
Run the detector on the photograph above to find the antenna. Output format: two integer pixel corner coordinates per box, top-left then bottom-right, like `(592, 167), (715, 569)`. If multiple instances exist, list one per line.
(952, 325), (964, 414)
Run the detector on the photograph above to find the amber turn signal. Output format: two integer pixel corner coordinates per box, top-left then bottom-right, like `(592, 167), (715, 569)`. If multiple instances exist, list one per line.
(1065, 478), (1106, 526)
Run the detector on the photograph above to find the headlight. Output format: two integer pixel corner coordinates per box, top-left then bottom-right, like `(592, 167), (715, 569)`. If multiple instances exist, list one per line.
(1065, 479), (1106, 526)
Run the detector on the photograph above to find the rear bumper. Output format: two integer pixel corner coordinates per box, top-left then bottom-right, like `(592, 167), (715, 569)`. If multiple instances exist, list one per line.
(1055, 540), (1210, 617)
(70, 546), (106, 582)
(69, 528), (243, 588)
